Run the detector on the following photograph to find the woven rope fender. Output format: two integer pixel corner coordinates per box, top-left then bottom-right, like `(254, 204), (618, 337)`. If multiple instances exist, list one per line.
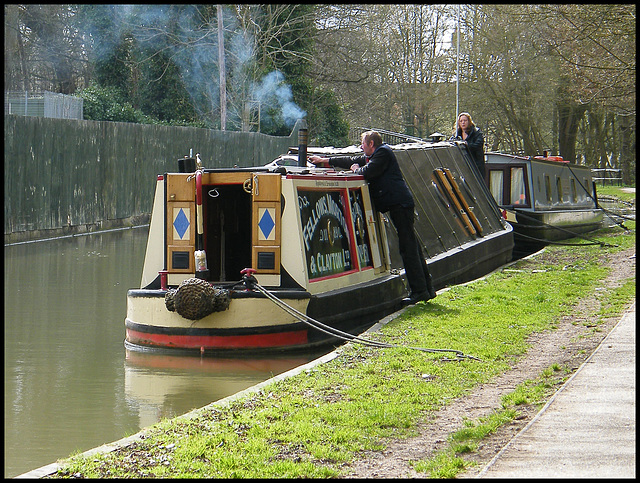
(164, 278), (230, 320)
(165, 289), (176, 311)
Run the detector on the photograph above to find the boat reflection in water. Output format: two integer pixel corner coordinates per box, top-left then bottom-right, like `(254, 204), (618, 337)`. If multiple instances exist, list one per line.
(124, 348), (321, 428)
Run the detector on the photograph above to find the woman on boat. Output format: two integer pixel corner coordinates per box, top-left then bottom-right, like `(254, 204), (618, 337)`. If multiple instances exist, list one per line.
(451, 112), (485, 179)
(309, 131), (436, 304)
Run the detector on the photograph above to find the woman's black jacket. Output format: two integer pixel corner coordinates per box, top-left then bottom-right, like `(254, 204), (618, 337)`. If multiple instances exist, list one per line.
(451, 126), (485, 176)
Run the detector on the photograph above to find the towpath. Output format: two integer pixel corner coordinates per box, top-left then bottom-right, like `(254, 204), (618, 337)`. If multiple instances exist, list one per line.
(476, 303), (635, 478)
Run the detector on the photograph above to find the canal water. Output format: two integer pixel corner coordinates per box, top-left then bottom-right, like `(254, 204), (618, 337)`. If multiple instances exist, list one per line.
(4, 227), (320, 478)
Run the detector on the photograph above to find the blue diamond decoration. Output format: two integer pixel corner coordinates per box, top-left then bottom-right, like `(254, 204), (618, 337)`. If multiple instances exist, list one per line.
(173, 208), (189, 239)
(259, 209), (275, 239)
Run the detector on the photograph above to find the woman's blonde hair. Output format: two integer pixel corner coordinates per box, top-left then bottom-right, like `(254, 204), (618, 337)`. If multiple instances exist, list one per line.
(454, 112), (475, 131)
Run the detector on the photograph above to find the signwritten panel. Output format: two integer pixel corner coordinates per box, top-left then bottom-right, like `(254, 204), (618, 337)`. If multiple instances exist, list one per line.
(298, 187), (355, 280)
(349, 188), (373, 270)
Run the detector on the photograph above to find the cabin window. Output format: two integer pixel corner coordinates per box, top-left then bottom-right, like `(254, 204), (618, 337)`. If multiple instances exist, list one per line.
(556, 176), (565, 202)
(510, 167), (527, 205)
(570, 179), (577, 202)
(489, 170), (504, 204)
(544, 175), (552, 203)
(583, 177), (591, 200)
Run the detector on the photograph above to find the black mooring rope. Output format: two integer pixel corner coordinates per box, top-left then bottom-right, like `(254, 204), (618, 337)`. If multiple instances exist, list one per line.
(243, 276), (481, 362)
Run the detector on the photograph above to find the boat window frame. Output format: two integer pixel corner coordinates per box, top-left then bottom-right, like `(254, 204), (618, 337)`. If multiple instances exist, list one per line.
(544, 175), (552, 203)
(556, 176), (565, 203)
(509, 166), (528, 206)
(488, 169), (504, 206)
(486, 163), (531, 208)
(570, 178), (577, 203)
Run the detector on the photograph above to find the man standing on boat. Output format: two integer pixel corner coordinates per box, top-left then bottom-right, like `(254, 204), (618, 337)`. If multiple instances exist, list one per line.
(451, 112), (485, 179)
(309, 130), (436, 304)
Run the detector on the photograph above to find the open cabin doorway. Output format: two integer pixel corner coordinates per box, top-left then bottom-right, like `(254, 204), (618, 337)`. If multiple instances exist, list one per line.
(202, 183), (253, 282)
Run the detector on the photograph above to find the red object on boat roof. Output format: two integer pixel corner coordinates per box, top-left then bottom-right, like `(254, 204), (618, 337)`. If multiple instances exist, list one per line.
(533, 155), (567, 163)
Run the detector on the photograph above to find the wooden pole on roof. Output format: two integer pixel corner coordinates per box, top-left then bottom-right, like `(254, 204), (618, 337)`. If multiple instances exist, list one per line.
(455, 6), (460, 119)
(217, 5), (227, 131)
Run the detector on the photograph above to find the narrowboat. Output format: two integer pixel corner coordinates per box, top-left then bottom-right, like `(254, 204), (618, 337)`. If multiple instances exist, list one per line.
(484, 152), (603, 251)
(125, 138), (513, 355)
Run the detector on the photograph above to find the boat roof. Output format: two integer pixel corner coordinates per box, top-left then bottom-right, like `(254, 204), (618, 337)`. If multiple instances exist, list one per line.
(485, 151), (592, 170)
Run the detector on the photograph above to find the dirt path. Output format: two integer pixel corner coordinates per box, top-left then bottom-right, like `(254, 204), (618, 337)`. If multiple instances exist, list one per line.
(340, 246), (636, 479)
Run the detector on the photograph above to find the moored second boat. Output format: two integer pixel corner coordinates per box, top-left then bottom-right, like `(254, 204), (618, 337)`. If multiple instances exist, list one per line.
(484, 152), (603, 253)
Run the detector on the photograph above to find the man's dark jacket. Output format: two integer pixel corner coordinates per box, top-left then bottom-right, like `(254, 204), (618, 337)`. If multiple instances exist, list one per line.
(327, 144), (414, 213)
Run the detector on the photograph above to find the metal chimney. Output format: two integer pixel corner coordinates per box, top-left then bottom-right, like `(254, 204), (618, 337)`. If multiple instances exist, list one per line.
(297, 119), (308, 167)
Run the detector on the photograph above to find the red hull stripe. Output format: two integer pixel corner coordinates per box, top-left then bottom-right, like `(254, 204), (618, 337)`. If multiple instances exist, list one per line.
(126, 328), (308, 350)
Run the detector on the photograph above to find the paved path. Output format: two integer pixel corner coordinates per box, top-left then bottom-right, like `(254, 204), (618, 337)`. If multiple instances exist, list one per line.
(477, 303), (636, 478)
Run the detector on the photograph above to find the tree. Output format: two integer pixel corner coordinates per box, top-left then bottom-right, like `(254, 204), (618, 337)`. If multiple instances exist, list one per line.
(75, 4), (133, 93)
(5, 4), (632, 178)
(535, 5), (635, 116)
(448, 4), (635, 167)
(307, 87), (350, 146)
(236, 4), (316, 136)
(126, 5), (213, 125)
(78, 83), (142, 122)
(459, 5), (559, 155)
(4, 4), (89, 93)
(369, 5), (452, 138)
(4, 5), (26, 90)
(311, 5), (396, 133)
(532, 4), (635, 170)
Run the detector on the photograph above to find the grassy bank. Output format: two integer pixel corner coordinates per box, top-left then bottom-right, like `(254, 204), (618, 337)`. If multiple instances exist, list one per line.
(51, 218), (635, 478)
(596, 184), (635, 203)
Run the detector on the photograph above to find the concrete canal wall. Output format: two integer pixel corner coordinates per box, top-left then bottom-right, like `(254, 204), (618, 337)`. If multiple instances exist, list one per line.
(4, 115), (300, 244)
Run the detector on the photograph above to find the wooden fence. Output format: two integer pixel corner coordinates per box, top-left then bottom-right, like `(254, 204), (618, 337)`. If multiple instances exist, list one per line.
(4, 115), (300, 243)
